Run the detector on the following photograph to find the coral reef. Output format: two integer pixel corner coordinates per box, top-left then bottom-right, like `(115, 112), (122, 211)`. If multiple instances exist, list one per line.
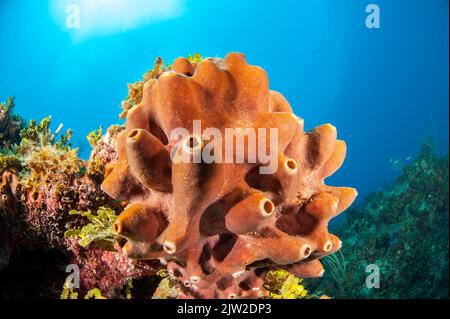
(67, 238), (158, 298)
(1, 53), (447, 300)
(86, 125), (124, 183)
(64, 206), (160, 297)
(0, 97), (24, 150)
(0, 52), (361, 299)
(102, 53), (357, 299)
(305, 143), (449, 299)
(0, 101), (160, 298)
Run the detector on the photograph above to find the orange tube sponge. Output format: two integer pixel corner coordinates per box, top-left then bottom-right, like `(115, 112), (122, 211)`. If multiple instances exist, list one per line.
(0, 171), (19, 214)
(102, 53), (357, 299)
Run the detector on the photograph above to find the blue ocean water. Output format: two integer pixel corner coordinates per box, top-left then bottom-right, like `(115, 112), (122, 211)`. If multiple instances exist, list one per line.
(0, 0), (448, 200)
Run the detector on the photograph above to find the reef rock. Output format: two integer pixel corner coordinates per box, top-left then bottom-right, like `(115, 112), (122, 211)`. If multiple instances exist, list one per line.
(102, 53), (357, 299)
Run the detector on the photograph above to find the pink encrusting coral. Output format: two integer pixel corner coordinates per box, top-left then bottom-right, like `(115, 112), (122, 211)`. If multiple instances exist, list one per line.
(102, 53), (357, 299)
(67, 238), (158, 297)
(86, 125), (124, 183)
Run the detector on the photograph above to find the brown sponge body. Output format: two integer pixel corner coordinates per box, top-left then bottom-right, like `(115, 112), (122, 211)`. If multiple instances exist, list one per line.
(0, 171), (19, 214)
(101, 53), (357, 299)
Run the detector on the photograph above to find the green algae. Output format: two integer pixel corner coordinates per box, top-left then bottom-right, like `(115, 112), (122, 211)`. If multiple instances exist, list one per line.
(305, 143), (449, 299)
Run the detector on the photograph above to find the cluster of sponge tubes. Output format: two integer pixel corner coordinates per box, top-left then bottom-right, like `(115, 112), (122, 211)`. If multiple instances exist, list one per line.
(101, 53), (357, 299)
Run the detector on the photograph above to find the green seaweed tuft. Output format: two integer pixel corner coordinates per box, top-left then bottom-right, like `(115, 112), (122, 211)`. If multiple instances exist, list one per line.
(65, 206), (118, 248)
(187, 53), (202, 63)
(264, 269), (312, 299)
(87, 126), (103, 147)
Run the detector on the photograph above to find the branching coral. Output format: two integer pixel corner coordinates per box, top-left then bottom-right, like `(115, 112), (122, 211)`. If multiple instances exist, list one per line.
(102, 53), (357, 299)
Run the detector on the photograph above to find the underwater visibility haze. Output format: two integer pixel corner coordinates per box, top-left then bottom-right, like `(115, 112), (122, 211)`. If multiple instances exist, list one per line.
(0, 0), (448, 300)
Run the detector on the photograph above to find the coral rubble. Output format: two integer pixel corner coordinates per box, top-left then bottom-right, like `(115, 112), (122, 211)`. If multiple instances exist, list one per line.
(103, 53), (357, 299)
